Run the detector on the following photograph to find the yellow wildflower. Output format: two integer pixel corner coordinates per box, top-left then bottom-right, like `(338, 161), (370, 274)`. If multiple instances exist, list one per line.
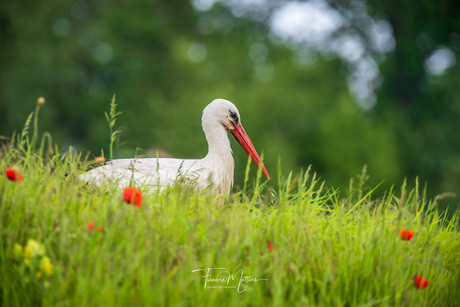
(24, 246), (30, 259)
(26, 239), (45, 258)
(40, 256), (53, 275)
(35, 272), (42, 280)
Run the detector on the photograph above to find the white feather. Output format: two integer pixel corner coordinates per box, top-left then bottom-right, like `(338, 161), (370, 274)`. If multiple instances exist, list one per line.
(79, 99), (242, 195)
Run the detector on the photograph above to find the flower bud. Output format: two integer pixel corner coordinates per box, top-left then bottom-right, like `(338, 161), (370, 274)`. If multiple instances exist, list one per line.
(37, 97), (45, 106)
(94, 156), (106, 163)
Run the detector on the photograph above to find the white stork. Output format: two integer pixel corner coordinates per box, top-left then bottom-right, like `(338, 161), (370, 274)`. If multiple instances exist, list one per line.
(79, 99), (270, 194)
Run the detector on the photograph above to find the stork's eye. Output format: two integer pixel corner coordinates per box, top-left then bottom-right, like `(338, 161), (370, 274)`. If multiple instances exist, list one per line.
(229, 110), (239, 125)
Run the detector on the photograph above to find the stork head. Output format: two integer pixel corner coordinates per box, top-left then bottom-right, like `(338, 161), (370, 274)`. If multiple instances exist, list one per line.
(202, 99), (270, 179)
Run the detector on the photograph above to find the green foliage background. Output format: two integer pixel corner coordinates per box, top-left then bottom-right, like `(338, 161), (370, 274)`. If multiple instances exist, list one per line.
(1, 0), (459, 210)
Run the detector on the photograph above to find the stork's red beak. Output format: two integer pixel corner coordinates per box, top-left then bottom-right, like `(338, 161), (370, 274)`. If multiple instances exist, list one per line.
(230, 124), (270, 179)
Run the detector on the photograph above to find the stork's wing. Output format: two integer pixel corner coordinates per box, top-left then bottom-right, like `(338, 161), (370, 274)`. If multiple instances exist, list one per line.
(79, 158), (209, 191)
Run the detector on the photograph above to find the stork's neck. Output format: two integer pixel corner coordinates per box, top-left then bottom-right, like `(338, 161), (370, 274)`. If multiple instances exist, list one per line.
(203, 125), (233, 164)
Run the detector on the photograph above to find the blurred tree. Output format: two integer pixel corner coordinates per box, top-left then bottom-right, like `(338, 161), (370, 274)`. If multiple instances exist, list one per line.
(1, 0), (459, 209)
(201, 0), (460, 207)
(365, 0), (460, 204)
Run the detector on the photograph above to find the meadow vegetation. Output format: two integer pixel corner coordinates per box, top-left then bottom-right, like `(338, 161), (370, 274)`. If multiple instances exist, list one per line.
(3, 0), (460, 202)
(0, 103), (459, 306)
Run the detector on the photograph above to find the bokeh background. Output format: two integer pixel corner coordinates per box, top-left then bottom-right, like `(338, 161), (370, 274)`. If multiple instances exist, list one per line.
(1, 0), (459, 210)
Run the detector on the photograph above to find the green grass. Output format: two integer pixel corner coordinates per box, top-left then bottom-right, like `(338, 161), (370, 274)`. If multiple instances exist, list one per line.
(0, 102), (459, 306)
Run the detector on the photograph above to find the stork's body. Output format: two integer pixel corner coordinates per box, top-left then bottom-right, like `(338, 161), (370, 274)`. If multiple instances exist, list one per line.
(79, 99), (269, 194)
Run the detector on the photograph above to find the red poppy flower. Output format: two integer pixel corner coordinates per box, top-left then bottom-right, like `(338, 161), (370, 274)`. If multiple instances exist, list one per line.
(88, 221), (104, 232)
(123, 187), (142, 208)
(268, 240), (274, 252)
(399, 228), (414, 241)
(5, 168), (23, 182)
(412, 276), (429, 289)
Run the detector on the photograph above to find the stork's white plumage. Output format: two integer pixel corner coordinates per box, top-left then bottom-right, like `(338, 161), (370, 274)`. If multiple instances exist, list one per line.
(79, 99), (270, 194)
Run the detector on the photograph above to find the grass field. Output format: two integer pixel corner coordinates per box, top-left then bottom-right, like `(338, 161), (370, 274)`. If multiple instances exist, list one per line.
(1, 102), (459, 306)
